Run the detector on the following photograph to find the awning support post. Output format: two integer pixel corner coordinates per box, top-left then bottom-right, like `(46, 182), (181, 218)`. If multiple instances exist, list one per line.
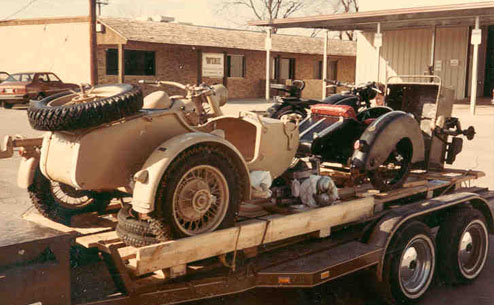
(375, 23), (382, 82)
(470, 16), (481, 115)
(265, 27), (272, 101)
(322, 30), (329, 99)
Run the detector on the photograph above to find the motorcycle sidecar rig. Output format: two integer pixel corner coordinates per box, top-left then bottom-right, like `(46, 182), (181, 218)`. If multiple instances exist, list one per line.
(295, 75), (475, 191)
(1, 80), (300, 243)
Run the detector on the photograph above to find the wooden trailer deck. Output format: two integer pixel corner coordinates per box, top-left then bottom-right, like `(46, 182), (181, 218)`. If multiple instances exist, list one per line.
(23, 169), (484, 288)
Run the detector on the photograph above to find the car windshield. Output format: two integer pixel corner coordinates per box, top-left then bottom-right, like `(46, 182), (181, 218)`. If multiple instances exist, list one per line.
(5, 73), (35, 82)
(0, 73), (9, 82)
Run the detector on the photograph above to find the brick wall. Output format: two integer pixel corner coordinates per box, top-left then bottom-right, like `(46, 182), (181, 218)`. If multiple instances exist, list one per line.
(97, 42), (355, 100)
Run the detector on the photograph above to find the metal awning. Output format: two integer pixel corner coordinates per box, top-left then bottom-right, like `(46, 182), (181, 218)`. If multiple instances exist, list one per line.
(249, 2), (494, 31)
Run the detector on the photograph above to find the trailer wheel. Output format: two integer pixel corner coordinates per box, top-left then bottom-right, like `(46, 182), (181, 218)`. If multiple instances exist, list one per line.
(27, 84), (143, 131)
(28, 168), (111, 225)
(152, 144), (241, 239)
(436, 207), (489, 285)
(380, 221), (435, 304)
(369, 138), (412, 191)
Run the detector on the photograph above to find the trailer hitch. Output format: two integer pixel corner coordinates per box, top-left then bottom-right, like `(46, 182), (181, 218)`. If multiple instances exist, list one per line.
(0, 135), (43, 159)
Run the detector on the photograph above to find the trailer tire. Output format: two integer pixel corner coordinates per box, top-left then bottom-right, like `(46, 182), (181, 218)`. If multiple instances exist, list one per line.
(436, 207), (489, 285)
(28, 168), (112, 225)
(151, 144), (241, 240)
(116, 224), (160, 248)
(27, 84), (143, 131)
(380, 221), (435, 304)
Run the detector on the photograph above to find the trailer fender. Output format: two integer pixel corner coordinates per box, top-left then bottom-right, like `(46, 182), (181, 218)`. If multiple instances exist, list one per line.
(352, 111), (425, 171)
(17, 156), (40, 189)
(367, 192), (494, 281)
(131, 132), (251, 214)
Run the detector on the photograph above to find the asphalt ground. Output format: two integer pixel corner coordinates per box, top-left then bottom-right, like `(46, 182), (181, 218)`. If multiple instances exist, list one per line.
(1, 101), (494, 305)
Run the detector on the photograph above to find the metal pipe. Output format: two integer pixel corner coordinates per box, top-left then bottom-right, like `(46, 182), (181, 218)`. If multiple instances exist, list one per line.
(265, 27), (272, 101)
(470, 16), (480, 115)
(322, 30), (329, 99)
(376, 22), (381, 82)
(430, 25), (437, 69)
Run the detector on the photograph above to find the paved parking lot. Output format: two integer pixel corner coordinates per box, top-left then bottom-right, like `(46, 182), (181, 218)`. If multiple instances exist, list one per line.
(0, 101), (494, 304)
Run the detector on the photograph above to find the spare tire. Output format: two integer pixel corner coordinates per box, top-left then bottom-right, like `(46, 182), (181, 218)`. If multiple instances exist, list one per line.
(27, 84), (143, 131)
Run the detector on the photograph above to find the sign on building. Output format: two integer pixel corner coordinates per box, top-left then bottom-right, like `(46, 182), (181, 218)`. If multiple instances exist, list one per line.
(202, 53), (224, 78)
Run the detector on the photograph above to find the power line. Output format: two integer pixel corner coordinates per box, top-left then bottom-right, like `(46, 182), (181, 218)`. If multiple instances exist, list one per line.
(2, 0), (40, 21)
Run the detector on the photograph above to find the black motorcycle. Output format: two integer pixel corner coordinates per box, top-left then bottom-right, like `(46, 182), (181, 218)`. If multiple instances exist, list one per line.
(266, 80), (382, 120)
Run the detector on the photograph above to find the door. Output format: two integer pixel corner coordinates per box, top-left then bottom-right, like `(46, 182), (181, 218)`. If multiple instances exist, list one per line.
(483, 26), (494, 96)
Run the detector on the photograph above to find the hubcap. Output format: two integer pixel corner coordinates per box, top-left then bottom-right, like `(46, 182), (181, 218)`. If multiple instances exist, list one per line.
(399, 236), (434, 298)
(458, 220), (488, 279)
(173, 165), (229, 235)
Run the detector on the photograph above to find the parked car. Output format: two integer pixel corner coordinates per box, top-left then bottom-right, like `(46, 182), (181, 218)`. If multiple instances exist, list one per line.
(0, 72), (9, 83)
(0, 72), (78, 109)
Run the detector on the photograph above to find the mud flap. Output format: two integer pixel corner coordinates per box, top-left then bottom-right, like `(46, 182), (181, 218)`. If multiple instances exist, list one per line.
(17, 157), (39, 189)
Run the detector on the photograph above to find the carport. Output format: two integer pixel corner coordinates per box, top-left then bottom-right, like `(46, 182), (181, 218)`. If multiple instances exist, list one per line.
(251, 2), (494, 114)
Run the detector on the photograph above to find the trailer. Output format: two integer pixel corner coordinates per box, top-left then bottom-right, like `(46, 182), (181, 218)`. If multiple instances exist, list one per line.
(1, 168), (492, 305)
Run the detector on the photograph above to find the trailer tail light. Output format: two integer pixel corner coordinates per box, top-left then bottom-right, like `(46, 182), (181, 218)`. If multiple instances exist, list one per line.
(13, 88), (27, 94)
(354, 140), (369, 152)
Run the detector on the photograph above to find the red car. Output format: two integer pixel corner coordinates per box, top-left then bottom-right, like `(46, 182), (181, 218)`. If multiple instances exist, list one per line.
(0, 72), (78, 109)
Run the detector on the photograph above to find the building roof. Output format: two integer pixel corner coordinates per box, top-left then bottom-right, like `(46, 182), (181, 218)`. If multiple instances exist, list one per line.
(250, 1), (494, 31)
(98, 17), (355, 57)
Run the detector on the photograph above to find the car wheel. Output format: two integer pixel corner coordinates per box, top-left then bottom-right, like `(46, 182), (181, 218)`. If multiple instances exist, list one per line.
(28, 168), (112, 225)
(27, 84), (143, 131)
(369, 138), (412, 191)
(149, 144), (241, 241)
(379, 221), (435, 304)
(436, 207), (489, 284)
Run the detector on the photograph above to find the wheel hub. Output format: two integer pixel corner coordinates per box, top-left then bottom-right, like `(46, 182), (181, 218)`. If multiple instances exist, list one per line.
(192, 189), (215, 214)
(399, 238), (433, 297)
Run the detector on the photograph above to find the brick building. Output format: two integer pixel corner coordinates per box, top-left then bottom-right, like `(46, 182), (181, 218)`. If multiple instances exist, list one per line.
(97, 17), (356, 99)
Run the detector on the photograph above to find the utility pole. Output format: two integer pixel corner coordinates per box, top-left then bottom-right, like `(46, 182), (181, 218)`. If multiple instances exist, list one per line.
(89, 0), (98, 85)
(96, 0), (109, 16)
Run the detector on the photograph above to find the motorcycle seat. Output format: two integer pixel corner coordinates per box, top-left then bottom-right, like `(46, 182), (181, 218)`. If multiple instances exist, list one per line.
(311, 104), (356, 119)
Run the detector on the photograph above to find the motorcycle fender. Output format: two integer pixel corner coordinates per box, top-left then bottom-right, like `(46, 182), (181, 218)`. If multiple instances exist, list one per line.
(131, 132), (251, 214)
(17, 156), (39, 189)
(352, 111), (425, 171)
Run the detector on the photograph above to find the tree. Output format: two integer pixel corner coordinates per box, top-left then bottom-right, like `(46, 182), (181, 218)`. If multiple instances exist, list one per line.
(334, 0), (359, 40)
(221, 0), (308, 33)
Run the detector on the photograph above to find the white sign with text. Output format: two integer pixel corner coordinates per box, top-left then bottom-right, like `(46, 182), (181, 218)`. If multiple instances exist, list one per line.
(202, 53), (224, 78)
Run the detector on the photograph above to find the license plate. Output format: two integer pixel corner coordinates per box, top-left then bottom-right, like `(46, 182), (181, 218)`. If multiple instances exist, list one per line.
(5, 88), (13, 93)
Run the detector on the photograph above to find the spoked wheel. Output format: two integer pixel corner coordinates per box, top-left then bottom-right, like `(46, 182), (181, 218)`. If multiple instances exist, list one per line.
(369, 138), (412, 191)
(173, 165), (229, 235)
(28, 168), (111, 225)
(380, 221), (435, 304)
(150, 144), (241, 240)
(437, 207), (489, 284)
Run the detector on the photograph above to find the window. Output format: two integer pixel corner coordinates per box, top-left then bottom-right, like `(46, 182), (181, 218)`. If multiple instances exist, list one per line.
(124, 50), (155, 76)
(37, 74), (49, 82)
(314, 60), (338, 80)
(106, 49), (118, 75)
(271, 57), (295, 80)
(48, 73), (61, 82)
(105, 49), (156, 76)
(227, 55), (245, 77)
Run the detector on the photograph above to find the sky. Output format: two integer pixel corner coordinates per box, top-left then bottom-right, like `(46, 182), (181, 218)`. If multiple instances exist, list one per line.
(0, 0), (488, 31)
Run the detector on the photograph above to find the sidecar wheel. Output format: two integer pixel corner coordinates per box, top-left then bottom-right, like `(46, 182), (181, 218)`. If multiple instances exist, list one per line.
(28, 168), (112, 225)
(369, 138), (412, 191)
(151, 144), (241, 240)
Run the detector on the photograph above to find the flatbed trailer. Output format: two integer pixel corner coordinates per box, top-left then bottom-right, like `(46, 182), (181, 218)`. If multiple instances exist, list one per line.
(2, 168), (493, 305)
